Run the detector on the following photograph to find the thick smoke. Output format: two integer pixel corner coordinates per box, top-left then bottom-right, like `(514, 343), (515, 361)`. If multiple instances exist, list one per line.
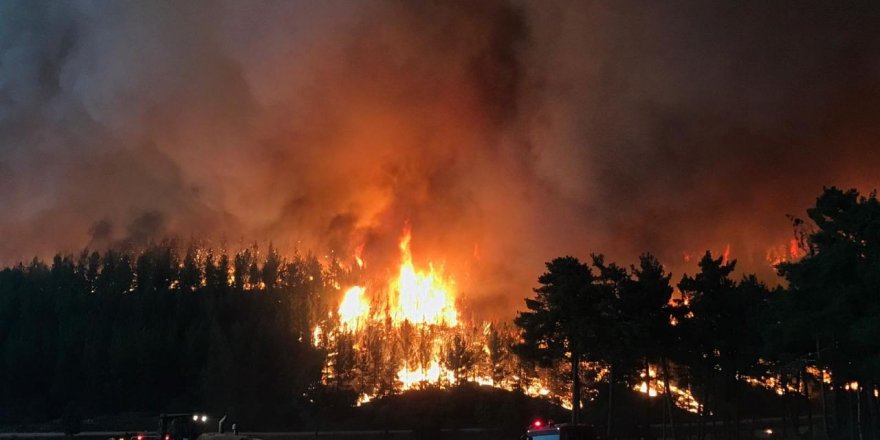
(1, 0), (879, 317)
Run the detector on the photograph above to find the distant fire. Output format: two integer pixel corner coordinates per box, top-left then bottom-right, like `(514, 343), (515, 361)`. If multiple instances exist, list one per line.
(766, 238), (805, 267)
(633, 366), (701, 413)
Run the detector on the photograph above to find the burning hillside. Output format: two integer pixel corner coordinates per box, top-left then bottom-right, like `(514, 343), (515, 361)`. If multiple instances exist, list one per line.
(312, 225), (706, 412)
(315, 225), (509, 402)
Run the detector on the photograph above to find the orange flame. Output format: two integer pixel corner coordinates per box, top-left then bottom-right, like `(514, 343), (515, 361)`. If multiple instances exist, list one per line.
(789, 238), (801, 259)
(338, 285), (369, 330)
(389, 226), (458, 326)
(354, 243), (365, 269)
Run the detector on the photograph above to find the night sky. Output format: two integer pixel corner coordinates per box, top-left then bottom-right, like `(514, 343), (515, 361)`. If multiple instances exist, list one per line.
(1, 0), (878, 316)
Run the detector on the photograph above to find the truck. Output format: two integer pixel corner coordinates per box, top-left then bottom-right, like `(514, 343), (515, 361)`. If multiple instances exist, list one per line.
(158, 413), (213, 440)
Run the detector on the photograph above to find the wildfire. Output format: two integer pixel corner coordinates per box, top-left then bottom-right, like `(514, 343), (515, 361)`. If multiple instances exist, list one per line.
(321, 225), (703, 414)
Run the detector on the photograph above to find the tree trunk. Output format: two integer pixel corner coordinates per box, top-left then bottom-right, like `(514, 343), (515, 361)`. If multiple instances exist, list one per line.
(572, 352), (581, 425)
(643, 357), (651, 439)
(782, 387), (788, 439)
(699, 373), (710, 440)
(851, 388), (857, 440)
(870, 387), (879, 440)
(709, 391), (719, 440)
(816, 335), (831, 440)
(806, 372), (814, 439)
(732, 378), (740, 440)
(661, 356), (678, 440)
(661, 395), (667, 440)
(831, 384), (844, 438)
(607, 364), (615, 439)
(858, 387), (865, 440)
(787, 375), (800, 436)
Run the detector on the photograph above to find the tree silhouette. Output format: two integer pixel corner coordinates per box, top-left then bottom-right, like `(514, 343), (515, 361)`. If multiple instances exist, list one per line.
(444, 334), (479, 385)
(777, 187), (880, 439)
(622, 254), (679, 437)
(0, 241), (328, 427)
(486, 323), (512, 387)
(514, 256), (604, 425)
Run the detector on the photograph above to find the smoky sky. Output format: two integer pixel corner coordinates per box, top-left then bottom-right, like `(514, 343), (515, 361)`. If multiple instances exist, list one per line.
(1, 0), (879, 317)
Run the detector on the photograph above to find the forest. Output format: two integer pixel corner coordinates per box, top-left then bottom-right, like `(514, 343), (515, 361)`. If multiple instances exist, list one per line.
(2, 186), (880, 440)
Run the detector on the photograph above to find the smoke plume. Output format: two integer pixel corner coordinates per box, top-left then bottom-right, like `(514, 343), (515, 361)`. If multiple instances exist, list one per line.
(1, 0), (879, 316)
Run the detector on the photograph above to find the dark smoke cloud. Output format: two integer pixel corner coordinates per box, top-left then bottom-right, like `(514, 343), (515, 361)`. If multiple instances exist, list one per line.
(1, 0), (879, 317)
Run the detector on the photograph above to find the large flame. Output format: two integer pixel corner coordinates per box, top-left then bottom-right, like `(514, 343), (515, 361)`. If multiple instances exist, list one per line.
(389, 227), (458, 326)
(335, 227), (458, 328)
(339, 285), (369, 330)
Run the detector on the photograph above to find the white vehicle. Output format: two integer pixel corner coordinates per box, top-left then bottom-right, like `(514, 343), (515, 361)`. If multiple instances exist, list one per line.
(524, 421), (600, 440)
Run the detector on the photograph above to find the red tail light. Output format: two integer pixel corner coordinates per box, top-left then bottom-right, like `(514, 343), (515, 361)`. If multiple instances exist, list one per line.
(533, 420), (543, 428)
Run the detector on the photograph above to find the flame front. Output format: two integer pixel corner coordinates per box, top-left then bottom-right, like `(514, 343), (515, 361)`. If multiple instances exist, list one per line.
(397, 361), (455, 390)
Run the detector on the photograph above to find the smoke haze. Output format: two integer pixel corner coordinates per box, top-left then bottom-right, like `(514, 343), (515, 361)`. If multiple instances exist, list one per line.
(1, 0), (879, 316)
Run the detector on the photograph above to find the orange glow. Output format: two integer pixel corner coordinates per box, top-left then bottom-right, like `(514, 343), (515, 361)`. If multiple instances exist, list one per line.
(767, 238), (806, 267)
